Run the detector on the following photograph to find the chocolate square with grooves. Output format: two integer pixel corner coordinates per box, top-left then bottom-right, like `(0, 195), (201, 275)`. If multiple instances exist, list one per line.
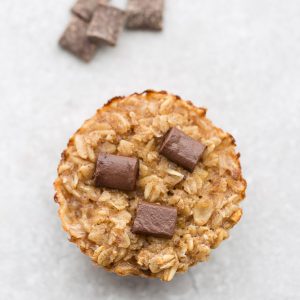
(132, 201), (177, 238)
(59, 17), (98, 62)
(72, 0), (108, 22)
(126, 0), (164, 30)
(87, 4), (126, 46)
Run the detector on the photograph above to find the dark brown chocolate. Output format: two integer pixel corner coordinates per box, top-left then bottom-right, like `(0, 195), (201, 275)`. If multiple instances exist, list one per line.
(132, 201), (177, 238)
(126, 0), (164, 31)
(159, 127), (205, 172)
(87, 4), (126, 46)
(59, 17), (98, 62)
(71, 0), (108, 22)
(94, 153), (139, 191)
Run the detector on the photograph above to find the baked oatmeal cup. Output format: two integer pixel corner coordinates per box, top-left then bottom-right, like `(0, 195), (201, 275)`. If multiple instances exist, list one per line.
(54, 90), (246, 281)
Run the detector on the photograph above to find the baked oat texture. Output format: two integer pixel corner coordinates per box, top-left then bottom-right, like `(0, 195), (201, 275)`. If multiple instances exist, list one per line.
(54, 90), (247, 281)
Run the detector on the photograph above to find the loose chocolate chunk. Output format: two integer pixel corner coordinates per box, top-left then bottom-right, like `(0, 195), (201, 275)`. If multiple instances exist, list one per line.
(132, 202), (177, 238)
(94, 153), (139, 191)
(126, 0), (164, 30)
(72, 0), (108, 22)
(59, 17), (98, 62)
(87, 4), (126, 46)
(159, 127), (206, 172)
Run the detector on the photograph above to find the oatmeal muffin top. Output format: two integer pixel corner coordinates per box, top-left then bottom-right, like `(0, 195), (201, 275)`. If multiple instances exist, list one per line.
(54, 90), (246, 281)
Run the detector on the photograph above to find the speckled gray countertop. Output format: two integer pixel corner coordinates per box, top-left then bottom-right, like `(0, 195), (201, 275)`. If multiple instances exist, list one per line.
(1, 0), (300, 299)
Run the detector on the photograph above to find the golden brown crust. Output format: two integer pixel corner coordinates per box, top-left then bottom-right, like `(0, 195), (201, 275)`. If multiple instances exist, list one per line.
(54, 90), (247, 281)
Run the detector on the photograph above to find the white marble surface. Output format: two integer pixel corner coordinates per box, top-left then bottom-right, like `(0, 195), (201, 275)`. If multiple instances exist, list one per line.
(1, 0), (300, 299)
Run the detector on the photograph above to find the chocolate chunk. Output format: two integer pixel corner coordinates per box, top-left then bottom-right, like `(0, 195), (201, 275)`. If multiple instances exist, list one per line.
(95, 153), (139, 191)
(87, 4), (126, 46)
(71, 0), (108, 22)
(126, 0), (164, 30)
(159, 127), (206, 172)
(59, 17), (98, 62)
(132, 202), (177, 238)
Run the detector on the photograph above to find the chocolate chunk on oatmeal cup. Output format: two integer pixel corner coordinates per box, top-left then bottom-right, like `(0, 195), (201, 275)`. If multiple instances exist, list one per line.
(95, 153), (139, 191)
(71, 0), (109, 22)
(87, 4), (126, 46)
(59, 17), (98, 62)
(54, 91), (247, 281)
(126, 0), (164, 30)
(159, 127), (206, 172)
(132, 201), (177, 238)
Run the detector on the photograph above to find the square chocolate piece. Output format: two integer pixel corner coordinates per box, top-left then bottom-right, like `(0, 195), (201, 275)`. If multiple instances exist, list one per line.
(126, 0), (164, 30)
(72, 0), (108, 22)
(159, 127), (206, 172)
(132, 202), (177, 238)
(59, 17), (98, 62)
(94, 153), (139, 191)
(87, 4), (126, 46)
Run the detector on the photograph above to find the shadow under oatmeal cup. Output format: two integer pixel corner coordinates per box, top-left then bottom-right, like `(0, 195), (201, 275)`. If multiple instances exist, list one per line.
(54, 90), (246, 281)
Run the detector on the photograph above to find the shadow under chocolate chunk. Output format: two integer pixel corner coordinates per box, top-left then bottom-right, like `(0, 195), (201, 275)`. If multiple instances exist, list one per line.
(59, 17), (98, 62)
(87, 4), (126, 46)
(71, 0), (108, 22)
(126, 0), (164, 30)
